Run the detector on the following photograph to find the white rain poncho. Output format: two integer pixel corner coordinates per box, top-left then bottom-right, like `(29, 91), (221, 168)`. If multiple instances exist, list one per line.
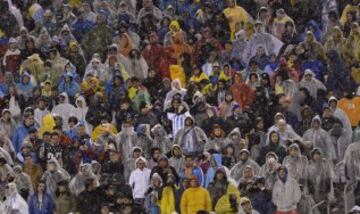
(282, 144), (308, 182)
(69, 163), (99, 196)
(41, 158), (70, 196)
(51, 92), (76, 131)
(303, 116), (336, 160)
(0, 183), (29, 214)
(299, 69), (327, 99)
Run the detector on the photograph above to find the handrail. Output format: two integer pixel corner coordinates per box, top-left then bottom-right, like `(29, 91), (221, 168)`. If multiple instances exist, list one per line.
(310, 200), (326, 214)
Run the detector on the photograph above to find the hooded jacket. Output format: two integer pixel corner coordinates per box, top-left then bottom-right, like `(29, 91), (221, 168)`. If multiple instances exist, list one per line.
(303, 116), (336, 160)
(329, 96), (353, 136)
(129, 157), (151, 199)
(28, 187), (55, 214)
(12, 118), (35, 153)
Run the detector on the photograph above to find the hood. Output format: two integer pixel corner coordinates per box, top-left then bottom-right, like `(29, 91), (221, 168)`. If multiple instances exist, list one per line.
(185, 115), (195, 126)
(306, 20), (320, 32)
(60, 24), (71, 34)
(215, 166), (228, 180)
(135, 156), (147, 166)
(227, 127), (241, 138)
(304, 69), (315, 78)
(310, 147), (322, 159)
(6, 182), (18, 197)
(266, 151), (279, 162)
(136, 124), (149, 135)
(328, 96), (338, 104)
(288, 143), (302, 157)
(42, 113), (56, 129)
(151, 124), (167, 138)
(48, 157), (62, 170)
(311, 115), (322, 128)
(75, 95), (87, 108)
(20, 70), (32, 83)
(59, 92), (70, 104)
(171, 144), (182, 156)
(274, 112), (286, 121)
(151, 173), (163, 187)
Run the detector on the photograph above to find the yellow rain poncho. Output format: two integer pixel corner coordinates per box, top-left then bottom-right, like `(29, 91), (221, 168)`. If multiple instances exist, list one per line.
(91, 123), (117, 141)
(38, 114), (56, 138)
(170, 65), (186, 87)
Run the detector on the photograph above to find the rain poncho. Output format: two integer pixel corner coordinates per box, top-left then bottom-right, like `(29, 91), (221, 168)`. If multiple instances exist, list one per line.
(223, 3), (251, 39)
(180, 178), (212, 214)
(41, 158), (70, 196)
(329, 96), (353, 136)
(151, 124), (172, 155)
(168, 144), (185, 173)
(272, 167), (301, 212)
(136, 124), (153, 159)
(303, 116), (336, 160)
(13, 165), (33, 198)
(328, 122), (352, 162)
(299, 69), (327, 99)
(259, 152), (281, 190)
(173, 116), (208, 155)
(51, 92), (76, 131)
(71, 95), (92, 133)
(115, 124), (138, 160)
(230, 149), (261, 182)
(123, 49), (149, 81)
(282, 144), (309, 182)
(69, 163), (98, 196)
(344, 141), (360, 182)
(307, 148), (332, 203)
(0, 183), (28, 214)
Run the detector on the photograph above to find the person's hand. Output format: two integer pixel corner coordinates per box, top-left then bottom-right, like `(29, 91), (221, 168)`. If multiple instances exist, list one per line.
(177, 104), (184, 113)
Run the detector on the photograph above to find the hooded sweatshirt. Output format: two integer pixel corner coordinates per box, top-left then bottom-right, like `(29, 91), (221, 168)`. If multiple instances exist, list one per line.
(129, 157), (151, 199)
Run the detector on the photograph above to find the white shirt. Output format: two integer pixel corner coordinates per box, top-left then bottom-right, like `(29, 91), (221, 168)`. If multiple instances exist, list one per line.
(129, 167), (151, 199)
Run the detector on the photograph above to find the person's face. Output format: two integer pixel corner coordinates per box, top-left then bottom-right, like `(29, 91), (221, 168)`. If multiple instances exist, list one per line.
(47, 163), (56, 171)
(305, 74), (312, 81)
(243, 168), (252, 178)
(26, 40), (34, 49)
(228, 0), (235, 7)
(101, 206), (110, 214)
(313, 153), (321, 161)
(185, 118), (193, 127)
(77, 126), (86, 136)
(312, 120), (320, 129)
(257, 47), (265, 56)
(123, 206), (132, 214)
(58, 185), (66, 192)
(38, 183), (46, 193)
(185, 157), (194, 167)
(133, 150), (141, 158)
(173, 147), (181, 156)
(329, 100), (337, 109)
(277, 122), (286, 132)
(279, 169), (286, 177)
(270, 133), (279, 143)
(225, 94), (233, 102)
(137, 160), (145, 169)
(290, 148), (299, 157)
(143, 0), (152, 8)
(25, 116), (34, 126)
(59, 96), (65, 103)
(2, 112), (11, 120)
(240, 152), (249, 161)
(51, 135), (60, 144)
(190, 179), (197, 187)
(214, 128), (222, 137)
(159, 159), (167, 168)
(216, 172), (225, 180)
(241, 201), (252, 213)
(153, 150), (160, 160)
(256, 120), (264, 130)
(250, 75), (257, 82)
